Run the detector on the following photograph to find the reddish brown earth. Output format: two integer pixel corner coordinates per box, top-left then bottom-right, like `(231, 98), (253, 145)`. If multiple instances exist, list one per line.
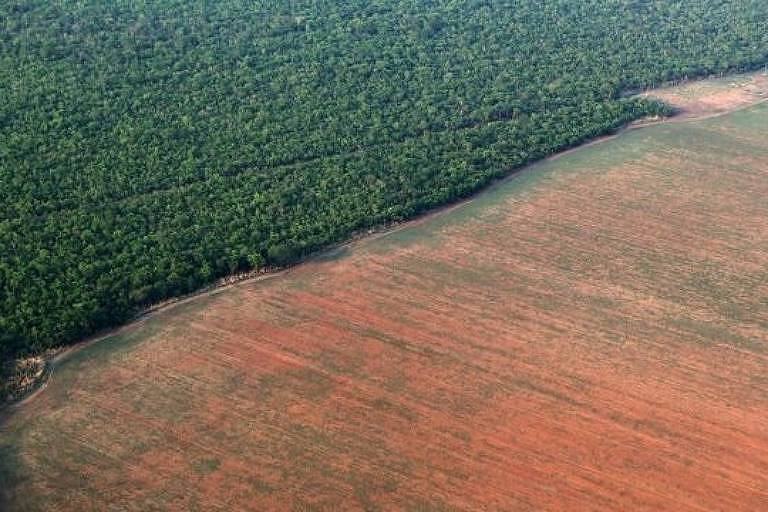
(641, 71), (768, 119)
(1, 95), (767, 511)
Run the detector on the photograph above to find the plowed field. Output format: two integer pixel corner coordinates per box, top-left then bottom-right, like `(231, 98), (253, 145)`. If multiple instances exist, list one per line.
(1, 99), (767, 510)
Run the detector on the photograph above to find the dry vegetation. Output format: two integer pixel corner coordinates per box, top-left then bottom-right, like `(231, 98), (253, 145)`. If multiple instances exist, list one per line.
(0, 356), (47, 403)
(1, 82), (767, 511)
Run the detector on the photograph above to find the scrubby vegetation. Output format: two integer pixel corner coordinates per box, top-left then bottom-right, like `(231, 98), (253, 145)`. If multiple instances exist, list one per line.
(1, 0), (767, 361)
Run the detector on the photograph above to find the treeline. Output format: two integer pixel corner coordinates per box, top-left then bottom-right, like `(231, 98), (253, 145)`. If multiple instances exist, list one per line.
(1, 0), (767, 361)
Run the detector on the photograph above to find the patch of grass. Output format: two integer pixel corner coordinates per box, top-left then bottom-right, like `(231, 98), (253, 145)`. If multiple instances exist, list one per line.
(192, 458), (221, 475)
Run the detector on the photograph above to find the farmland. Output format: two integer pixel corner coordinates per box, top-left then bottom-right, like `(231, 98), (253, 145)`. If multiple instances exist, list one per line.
(2, 85), (767, 509)
(3, 0), (768, 361)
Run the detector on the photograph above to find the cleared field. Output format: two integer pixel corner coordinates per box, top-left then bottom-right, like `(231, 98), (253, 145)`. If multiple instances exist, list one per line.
(1, 100), (768, 510)
(640, 71), (768, 119)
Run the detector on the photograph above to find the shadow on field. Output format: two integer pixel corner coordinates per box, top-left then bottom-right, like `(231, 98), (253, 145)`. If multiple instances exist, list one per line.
(313, 245), (351, 263)
(0, 433), (26, 510)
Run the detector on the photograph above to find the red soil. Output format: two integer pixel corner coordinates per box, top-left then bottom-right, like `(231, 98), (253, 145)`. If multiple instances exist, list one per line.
(642, 72), (768, 119)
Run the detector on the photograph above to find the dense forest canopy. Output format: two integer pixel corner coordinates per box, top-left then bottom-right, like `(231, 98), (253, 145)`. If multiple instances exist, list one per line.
(1, 0), (767, 362)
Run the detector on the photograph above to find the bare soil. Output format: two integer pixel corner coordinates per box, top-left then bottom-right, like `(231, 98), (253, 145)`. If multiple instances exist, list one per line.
(640, 71), (768, 120)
